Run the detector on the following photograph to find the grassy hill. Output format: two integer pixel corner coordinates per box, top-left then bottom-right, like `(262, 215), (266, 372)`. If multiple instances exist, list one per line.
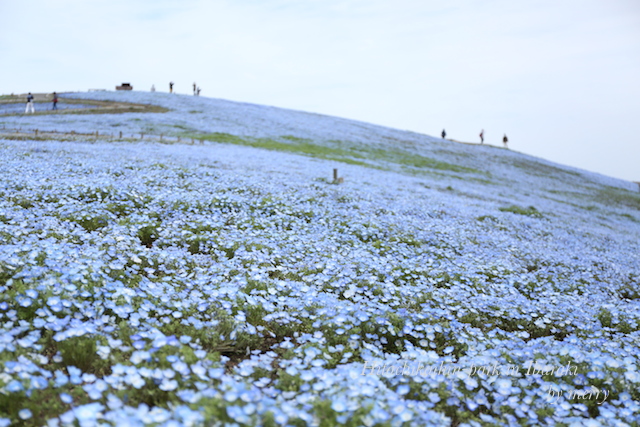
(0, 91), (639, 426)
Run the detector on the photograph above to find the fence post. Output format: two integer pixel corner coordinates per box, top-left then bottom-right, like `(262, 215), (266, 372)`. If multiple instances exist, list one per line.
(332, 168), (344, 184)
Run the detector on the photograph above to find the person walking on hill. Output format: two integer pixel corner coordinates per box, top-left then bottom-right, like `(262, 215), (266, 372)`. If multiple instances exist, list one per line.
(196, 87), (201, 96)
(441, 129), (446, 140)
(503, 134), (509, 148)
(25, 92), (35, 114)
(52, 92), (58, 110)
(479, 129), (484, 144)
(193, 82), (197, 95)
(169, 82), (174, 93)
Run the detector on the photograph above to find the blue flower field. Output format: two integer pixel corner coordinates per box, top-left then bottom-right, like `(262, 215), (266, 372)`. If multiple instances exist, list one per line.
(0, 91), (639, 426)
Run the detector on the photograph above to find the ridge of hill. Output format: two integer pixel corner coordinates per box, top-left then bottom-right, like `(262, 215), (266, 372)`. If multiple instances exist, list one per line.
(4, 91), (638, 212)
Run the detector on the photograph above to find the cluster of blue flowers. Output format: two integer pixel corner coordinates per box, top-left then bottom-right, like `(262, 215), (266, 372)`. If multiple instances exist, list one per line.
(0, 91), (638, 426)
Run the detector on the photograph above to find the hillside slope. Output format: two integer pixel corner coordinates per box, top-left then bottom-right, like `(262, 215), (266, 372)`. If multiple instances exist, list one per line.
(0, 91), (639, 426)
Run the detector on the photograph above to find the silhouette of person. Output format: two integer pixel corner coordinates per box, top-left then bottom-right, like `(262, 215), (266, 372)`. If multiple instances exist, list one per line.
(503, 134), (509, 148)
(479, 129), (484, 144)
(193, 82), (197, 95)
(441, 129), (446, 139)
(169, 82), (174, 93)
(197, 87), (201, 96)
(25, 92), (35, 113)
(52, 92), (58, 110)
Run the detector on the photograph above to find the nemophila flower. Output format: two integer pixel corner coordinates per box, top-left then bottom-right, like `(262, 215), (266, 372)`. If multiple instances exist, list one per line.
(17, 296), (33, 307)
(65, 402), (105, 424)
(125, 372), (146, 389)
(96, 345), (111, 359)
(66, 366), (83, 384)
(82, 373), (97, 383)
(428, 393), (441, 403)
(47, 296), (63, 312)
(189, 364), (207, 381)
(105, 394), (123, 410)
(224, 390), (238, 402)
(18, 409), (32, 420)
(226, 405), (250, 424)
(331, 400), (347, 412)
(624, 370), (640, 383)
(83, 380), (108, 400)
(6, 380), (23, 392)
(396, 384), (410, 395)
(158, 378), (178, 392)
(130, 350), (151, 365)
(175, 389), (198, 404)
(208, 368), (224, 380)
(172, 360), (190, 376)
(494, 378), (512, 396)
(30, 375), (48, 390)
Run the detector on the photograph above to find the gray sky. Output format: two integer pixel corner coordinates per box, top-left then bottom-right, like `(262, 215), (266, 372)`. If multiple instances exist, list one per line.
(1, 0), (639, 182)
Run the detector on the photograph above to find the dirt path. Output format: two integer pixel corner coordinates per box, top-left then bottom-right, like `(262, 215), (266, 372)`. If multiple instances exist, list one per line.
(0, 93), (168, 116)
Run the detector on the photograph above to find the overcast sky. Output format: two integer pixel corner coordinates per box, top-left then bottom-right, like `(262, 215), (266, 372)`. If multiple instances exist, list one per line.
(1, 0), (639, 182)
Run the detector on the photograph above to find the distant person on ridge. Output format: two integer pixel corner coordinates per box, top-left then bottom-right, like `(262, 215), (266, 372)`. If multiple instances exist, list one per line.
(197, 87), (201, 96)
(169, 82), (174, 93)
(479, 129), (484, 144)
(25, 92), (35, 114)
(52, 92), (58, 110)
(193, 82), (197, 95)
(503, 134), (509, 148)
(441, 129), (446, 139)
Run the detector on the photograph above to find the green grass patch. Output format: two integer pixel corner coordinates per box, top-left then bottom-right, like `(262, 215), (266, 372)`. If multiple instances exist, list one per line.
(282, 135), (311, 143)
(508, 158), (582, 180)
(596, 186), (640, 211)
(190, 133), (373, 167)
(370, 147), (480, 174)
(189, 133), (480, 175)
(619, 212), (638, 223)
(499, 205), (543, 217)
